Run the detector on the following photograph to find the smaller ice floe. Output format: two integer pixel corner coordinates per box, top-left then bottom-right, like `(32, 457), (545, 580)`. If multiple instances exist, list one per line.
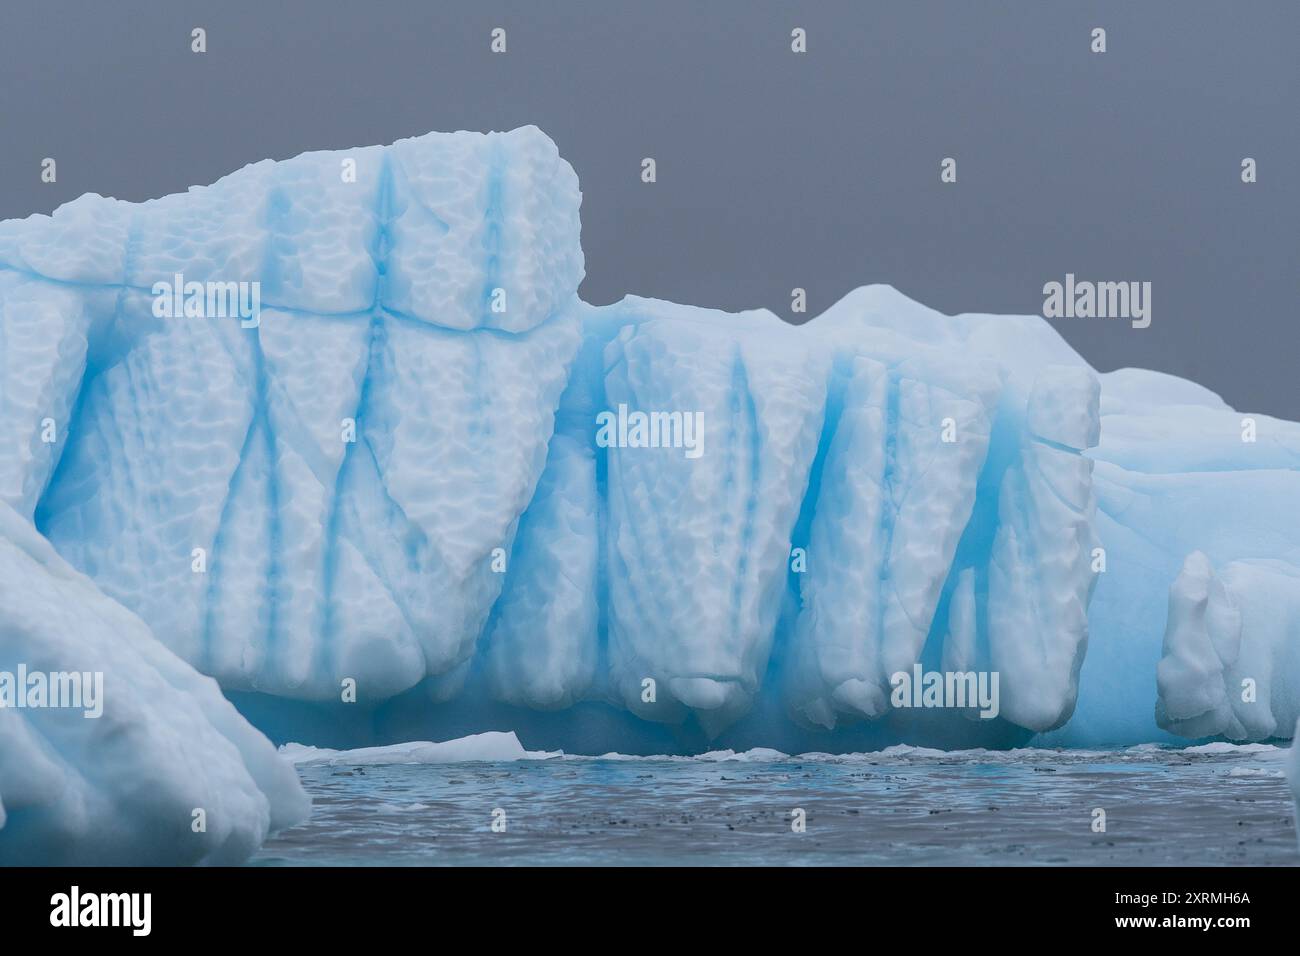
(574, 747), (792, 762)
(1183, 742), (1284, 756)
(1225, 767), (1283, 777)
(280, 731), (561, 765)
(374, 803), (432, 813)
(573, 744), (977, 762)
(691, 748), (791, 762)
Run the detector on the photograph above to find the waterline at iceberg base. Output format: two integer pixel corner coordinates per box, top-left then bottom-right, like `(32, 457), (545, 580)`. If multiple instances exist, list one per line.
(2, 126), (1299, 863)
(254, 737), (1300, 867)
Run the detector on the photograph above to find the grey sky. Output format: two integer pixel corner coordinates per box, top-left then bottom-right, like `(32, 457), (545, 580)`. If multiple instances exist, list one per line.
(2, 0), (1295, 417)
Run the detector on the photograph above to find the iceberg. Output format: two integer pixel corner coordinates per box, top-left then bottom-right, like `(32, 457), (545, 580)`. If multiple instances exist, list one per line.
(1, 123), (1298, 783)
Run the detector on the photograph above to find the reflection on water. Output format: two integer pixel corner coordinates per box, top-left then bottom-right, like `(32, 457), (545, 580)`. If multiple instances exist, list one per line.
(253, 745), (1298, 866)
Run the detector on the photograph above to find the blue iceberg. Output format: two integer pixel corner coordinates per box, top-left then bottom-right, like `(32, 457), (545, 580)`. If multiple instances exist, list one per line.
(2, 126), (1299, 861)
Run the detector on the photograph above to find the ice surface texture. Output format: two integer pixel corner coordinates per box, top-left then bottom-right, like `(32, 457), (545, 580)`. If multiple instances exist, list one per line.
(0, 500), (307, 864)
(1, 126), (1297, 761)
(1156, 553), (1300, 741)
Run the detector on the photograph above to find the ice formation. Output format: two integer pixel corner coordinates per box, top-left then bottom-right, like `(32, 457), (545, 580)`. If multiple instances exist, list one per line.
(1, 123), (1298, 794)
(281, 731), (556, 765)
(0, 499), (307, 864)
(1156, 553), (1300, 741)
(1059, 377), (1300, 746)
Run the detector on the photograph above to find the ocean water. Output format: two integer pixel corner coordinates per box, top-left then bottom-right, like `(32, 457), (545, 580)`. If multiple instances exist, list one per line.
(252, 742), (1299, 866)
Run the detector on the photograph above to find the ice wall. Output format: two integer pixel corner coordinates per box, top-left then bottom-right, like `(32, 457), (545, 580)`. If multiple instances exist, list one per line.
(1044, 373), (1300, 746)
(1, 125), (1297, 756)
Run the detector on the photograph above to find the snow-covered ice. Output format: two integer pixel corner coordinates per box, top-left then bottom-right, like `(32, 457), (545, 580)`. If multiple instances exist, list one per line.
(280, 731), (558, 765)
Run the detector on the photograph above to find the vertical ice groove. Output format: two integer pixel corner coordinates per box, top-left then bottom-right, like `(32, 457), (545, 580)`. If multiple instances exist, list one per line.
(252, 178), (292, 686)
(876, 368), (902, 673)
(482, 432), (599, 709)
(604, 331), (675, 667)
(786, 354), (890, 728)
(200, 410), (260, 676)
(479, 138), (505, 327)
(314, 148), (398, 684)
(986, 365), (1100, 732)
(9, 202), (137, 521)
(731, 348), (763, 662)
(316, 313), (377, 680)
(6, 285), (86, 520)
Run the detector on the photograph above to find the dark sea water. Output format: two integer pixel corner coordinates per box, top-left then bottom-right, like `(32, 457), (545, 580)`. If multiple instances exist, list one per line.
(252, 741), (1299, 867)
